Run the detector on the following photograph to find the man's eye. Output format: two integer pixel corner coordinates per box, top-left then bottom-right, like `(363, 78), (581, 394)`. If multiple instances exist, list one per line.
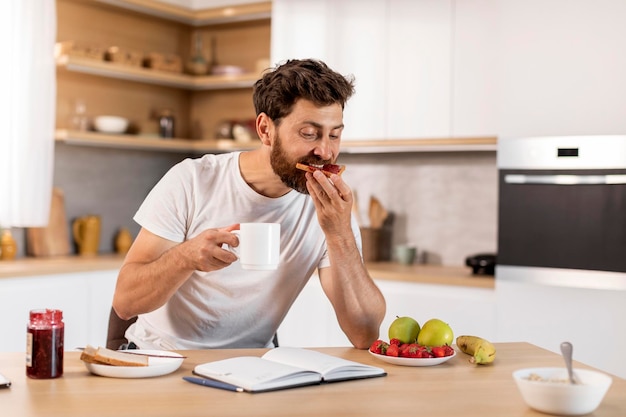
(301, 131), (317, 139)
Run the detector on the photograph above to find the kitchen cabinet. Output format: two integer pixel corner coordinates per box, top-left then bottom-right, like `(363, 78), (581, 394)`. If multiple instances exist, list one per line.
(496, 0), (626, 137)
(451, 0), (498, 137)
(0, 270), (118, 352)
(271, 0), (386, 140)
(272, 0), (449, 141)
(57, 0), (496, 154)
(56, 0), (271, 146)
(277, 275), (496, 348)
(496, 280), (626, 379)
(386, 0), (452, 139)
(277, 277), (350, 347)
(327, 1), (388, 141)
(272, 0), (498, 143)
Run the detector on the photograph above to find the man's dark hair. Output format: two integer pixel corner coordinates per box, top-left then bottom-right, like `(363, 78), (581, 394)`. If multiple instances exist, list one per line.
(252, 59), (355, 125)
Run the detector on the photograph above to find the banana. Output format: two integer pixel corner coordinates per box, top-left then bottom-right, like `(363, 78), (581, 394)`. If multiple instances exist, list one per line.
(456, 335), (496, 365)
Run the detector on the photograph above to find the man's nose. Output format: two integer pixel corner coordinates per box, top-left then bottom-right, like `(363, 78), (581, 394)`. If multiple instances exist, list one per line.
(313, 136), (333, 160)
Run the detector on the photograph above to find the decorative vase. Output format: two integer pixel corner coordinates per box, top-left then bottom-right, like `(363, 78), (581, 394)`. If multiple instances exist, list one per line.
(72, 215), (101, 256)
(185, 32), (209, 75)
(1, 229), (18, 260)
(115, 228), (133, 255)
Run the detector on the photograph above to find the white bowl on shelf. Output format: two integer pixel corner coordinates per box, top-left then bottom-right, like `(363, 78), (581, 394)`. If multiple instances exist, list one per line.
(512, 367), (612, 416)
(211, 65), (245, 76)
(94, 115), (129, 134)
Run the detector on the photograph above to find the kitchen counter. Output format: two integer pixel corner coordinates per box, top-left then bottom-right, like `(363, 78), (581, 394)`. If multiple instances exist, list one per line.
(0, 254), (125, 279)
(0, 256), (491, 288)
(0, 343), (623, 417)
(366, 262), (494, 289)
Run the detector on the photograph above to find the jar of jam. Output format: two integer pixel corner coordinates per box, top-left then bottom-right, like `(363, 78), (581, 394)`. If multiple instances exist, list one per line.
(26, 309), (64, 379)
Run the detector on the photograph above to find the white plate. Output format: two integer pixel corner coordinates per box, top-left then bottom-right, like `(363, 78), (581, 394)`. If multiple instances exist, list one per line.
(369, 349), (456, 367)
(84, 350), (185, 378)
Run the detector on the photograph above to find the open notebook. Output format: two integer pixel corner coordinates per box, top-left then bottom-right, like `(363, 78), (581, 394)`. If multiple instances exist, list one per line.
(193, 347), (386, 393)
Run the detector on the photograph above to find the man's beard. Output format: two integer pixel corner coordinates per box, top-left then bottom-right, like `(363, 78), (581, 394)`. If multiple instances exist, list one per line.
(270, 133), (332, 195)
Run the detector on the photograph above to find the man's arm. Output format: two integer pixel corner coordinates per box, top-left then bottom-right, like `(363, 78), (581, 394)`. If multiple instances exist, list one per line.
(112, 225), (240, 320)
(306, 170), (386, 349)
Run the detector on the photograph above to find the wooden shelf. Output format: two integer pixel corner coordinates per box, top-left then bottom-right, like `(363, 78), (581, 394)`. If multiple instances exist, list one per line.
(55, 130), (497, 154)
(340, 137), (497, 153)
(94, 0), (272, 26)
(56, 55), (259, 90)
(54, 130), (260, 153)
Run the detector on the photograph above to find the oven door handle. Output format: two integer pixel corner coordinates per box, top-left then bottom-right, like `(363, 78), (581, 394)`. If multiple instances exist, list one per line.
(504, 174), (626, 185)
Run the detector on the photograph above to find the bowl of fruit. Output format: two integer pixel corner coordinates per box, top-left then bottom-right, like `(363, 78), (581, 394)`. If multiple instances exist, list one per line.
(369, 317), (456, 366)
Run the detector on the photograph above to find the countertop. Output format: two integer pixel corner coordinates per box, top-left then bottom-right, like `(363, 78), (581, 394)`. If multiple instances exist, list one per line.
(0, 343), (623, 417)
(0, 256), (493, 289)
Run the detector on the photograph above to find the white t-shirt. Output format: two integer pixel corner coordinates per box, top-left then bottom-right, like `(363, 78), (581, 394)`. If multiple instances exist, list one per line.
(125, 152), (361, 349)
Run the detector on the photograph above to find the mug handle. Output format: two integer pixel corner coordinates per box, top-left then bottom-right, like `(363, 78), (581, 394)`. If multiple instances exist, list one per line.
(223, 230), (241, 258)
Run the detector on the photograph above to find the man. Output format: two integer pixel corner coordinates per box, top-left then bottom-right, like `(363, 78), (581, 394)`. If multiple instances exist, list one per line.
(112, 59), (386, 350)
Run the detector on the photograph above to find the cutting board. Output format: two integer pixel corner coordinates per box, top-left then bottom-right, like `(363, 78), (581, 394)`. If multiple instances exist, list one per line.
(26, 187), (71, 257)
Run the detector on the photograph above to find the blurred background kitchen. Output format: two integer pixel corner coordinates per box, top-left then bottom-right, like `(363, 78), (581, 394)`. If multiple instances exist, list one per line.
(5, 0), (504, 265)
(1, 0), (625, 379)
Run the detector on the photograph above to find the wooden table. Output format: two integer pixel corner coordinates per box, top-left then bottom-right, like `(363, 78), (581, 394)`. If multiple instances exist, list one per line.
(0, 343), (623, 417)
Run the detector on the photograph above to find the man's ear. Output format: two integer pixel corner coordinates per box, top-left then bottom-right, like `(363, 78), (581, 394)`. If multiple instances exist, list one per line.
(256, 113), (273, 145)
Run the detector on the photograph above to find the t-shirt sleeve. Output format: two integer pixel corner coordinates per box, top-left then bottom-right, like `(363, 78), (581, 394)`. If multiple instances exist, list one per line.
(133, 160), (194, 243)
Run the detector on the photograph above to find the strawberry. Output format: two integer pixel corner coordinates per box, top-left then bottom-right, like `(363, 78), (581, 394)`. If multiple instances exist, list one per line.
(369, 339), (389, 355)
(405, 344), (421, 358)
(431, 346), (447, 358)
(443, 345), (455, 357)
(389, 338), (402, 346)
(386, 344), (400, 357)
(416, 349), (433, 358)
(398, 343), (411, 357)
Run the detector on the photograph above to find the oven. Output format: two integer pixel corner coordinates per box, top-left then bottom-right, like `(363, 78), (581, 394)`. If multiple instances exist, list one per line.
(496, 135), (626, 290)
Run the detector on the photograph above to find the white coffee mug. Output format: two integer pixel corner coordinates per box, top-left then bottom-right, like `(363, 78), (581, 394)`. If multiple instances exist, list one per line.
(227, 223), (280, 270)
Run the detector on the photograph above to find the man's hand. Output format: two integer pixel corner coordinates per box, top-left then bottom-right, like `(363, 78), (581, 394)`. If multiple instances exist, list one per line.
(177, 225), (240, 272)
(306, 170), (387, 349)
(113, 224), (241, 319)
(305, 170), (353, 235)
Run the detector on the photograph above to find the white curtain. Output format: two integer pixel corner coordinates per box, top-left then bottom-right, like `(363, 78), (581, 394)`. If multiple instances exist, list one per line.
(0, 1), (57, 228)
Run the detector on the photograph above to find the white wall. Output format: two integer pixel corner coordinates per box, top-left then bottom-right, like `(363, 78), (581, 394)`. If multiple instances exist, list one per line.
(340, 152), (498, 266)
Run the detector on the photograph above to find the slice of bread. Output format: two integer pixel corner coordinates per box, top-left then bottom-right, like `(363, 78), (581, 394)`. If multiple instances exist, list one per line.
(80, 345), (149, 367)
(79, 345), (101, 364)
(295, 162), (346, 177)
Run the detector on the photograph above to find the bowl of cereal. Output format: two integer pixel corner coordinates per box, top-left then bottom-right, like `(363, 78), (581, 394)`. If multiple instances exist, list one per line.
(512, 367), (613, 415)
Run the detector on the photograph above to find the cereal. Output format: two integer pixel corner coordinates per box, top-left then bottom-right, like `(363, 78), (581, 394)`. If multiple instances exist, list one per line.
(527, 373), (570, 383)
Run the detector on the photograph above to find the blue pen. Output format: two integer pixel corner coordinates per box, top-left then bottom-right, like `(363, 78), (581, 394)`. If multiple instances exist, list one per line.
(183, 376), (244, 392)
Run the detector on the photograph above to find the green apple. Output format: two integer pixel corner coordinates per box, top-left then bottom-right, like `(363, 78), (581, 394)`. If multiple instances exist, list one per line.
(417, 318), (454, 347)
(388, 316), (420, 344)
